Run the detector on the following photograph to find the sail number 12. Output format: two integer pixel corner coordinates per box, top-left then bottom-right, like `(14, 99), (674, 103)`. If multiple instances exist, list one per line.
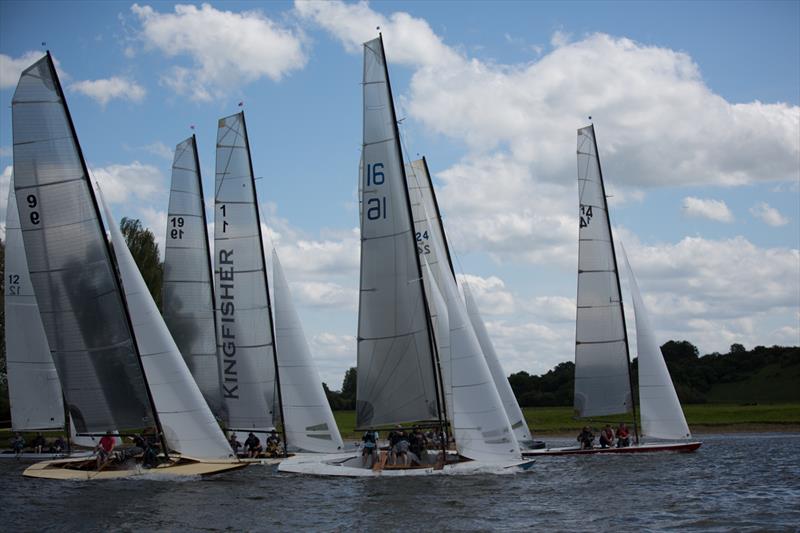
(366, 162), (387, 220)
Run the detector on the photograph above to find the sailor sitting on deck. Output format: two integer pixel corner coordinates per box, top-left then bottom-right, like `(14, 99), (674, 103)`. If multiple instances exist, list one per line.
(616, 423), (631, 448)
(245, 432), (263, 458)
(577, 426), (595, 449)
(95, 431), (116, 470)
(265, 430), (282, 458)
(10, 433), (25, 458)
(50, 436), (67, 454)
(32, 433), (47, 454)
(228, 433), (242, 455)
(361, 430), (378, 467)
(599, 424), (615, 448)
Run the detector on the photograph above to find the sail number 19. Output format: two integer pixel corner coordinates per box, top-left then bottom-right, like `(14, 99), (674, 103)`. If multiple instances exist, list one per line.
(169, 216), (185, 239)
(365, 162), (387, 220)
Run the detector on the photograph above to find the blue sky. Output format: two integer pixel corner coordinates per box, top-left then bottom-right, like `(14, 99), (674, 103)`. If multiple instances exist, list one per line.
(1, 1), (798, 388)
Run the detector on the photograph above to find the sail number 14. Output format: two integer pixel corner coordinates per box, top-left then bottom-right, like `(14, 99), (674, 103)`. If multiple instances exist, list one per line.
(366, 162), (387, 220)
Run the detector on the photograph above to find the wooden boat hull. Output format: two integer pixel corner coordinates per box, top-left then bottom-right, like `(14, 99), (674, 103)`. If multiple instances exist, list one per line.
(277, 452), (534, 477)
(23, 455), (247, 480)
(522, 441), (702, 457)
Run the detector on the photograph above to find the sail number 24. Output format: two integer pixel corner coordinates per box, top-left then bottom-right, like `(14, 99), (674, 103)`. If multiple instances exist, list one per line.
(366, 162), (387, 220)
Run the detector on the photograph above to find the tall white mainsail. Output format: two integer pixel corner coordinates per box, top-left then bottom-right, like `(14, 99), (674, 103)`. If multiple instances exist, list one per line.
(12, 52), (155, 435)
(214, 112), (282, 433)
(163, 135), (223, 416)
(99, 188), (233, 459)
(272, 250), (344, 453)
(357, 35), (442, 429)
(406, 157), (534, 448)
(574, 124), (634, 418)
(4, 180), (64, 431)
(620, 246), (691, 440)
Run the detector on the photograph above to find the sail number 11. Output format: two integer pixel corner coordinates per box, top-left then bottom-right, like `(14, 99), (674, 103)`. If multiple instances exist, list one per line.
(365, 162), (387, 220)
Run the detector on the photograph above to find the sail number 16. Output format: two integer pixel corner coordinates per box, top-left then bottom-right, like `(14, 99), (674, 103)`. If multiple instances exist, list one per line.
(366, 162), (387, 220)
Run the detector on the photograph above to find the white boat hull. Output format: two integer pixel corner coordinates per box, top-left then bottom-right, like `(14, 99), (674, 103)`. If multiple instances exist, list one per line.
(278, 452), (534, 477)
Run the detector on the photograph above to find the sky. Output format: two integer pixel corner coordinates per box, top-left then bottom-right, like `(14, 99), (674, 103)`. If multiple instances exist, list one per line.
(1, 1), (798, 390)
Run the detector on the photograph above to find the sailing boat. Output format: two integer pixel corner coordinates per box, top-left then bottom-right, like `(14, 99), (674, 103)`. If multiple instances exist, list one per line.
(529, 124), (701, 455)
(12, 52), (245, 479)
(279, 35), (532, 476)
(2, 181), (94, 459)
(404, 157), (542, 451)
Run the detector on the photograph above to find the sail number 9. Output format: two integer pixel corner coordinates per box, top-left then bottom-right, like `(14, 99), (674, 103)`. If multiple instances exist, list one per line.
(169, 216), (185, 239)
(26, 194), (41, 225)
(365, 162), (387, 220)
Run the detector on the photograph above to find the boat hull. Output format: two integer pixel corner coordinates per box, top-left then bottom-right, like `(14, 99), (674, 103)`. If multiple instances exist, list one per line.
(522, 441), (702, 457)
(23, 455), (247, 480)
(277, 452), (534, 477)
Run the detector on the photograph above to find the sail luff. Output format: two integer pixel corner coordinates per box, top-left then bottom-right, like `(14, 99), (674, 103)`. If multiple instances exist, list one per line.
(574, 124), (635, 422)
(421, 156), (455, 278)
(100, 187), (233, 459)
(4, 179), (64, 431)
(12, 52), (156, 435)
(620, 245), (691, 440)
(356, 35), (442, 429)
(272, 250), (345, 452)
(163, 135), (224, 417)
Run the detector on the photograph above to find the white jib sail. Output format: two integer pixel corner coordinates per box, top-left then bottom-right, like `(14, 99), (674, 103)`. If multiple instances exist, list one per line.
(574, 125), (632, 417)
(425, 250), (521, 462)
(462, 284), (534, 447)
(620, 245), (691, 440)
(215, 112), (278, 432)
(5, 179), (65, 431)
(357, 36), (440, 428)
(99, 188), (233, 459)
(272, 250), (344, 453)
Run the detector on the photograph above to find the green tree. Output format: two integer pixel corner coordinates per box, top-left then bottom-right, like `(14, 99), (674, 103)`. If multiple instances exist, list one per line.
(341, 367), (357, 403)
(119, 217), (163, 310)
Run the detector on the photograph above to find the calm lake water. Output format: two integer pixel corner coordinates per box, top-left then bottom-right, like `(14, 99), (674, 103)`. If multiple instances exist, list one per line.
(1, 432), (798, 531)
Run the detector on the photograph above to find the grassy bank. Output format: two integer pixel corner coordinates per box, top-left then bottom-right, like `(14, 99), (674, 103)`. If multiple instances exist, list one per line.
(332, 403), (800, 440)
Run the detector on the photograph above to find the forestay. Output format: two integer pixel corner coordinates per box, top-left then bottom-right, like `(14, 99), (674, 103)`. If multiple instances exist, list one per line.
(100, 189), (233, 459)
(5, 181), (64, 431)
(215, 112), (278, 431)
(621, 246), (691, 440)
(272, 251), (345, 453)
(574, 125), (632, 417)
(12, 53), (155, 434)
(163, 135), (223, 416)
(357, 36), (440, 428)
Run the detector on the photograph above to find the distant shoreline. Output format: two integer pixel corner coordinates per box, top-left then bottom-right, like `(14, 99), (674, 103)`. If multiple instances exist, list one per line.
(532, 423), (800, 439)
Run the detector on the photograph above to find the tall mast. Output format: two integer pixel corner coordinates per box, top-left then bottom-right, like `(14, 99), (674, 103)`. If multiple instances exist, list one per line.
(239, 112), (288, 454)
(590, 123), (639, 444)
(378, 34), (450, 447)
(45, 51), (168, 455)
(420, 156), (456, 279)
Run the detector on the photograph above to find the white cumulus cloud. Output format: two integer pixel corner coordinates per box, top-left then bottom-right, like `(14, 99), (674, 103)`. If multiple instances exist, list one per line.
(132, 3), (307, 101)
(70, 77), (146, 106)
(682, 197), (734, 223)
(749, 202), (789, 227)
(0, 51), (49, 88)
(90, 161), (166, 204)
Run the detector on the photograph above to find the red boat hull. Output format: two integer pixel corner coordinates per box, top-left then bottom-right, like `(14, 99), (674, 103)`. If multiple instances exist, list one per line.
(522, 441), (702, 457)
